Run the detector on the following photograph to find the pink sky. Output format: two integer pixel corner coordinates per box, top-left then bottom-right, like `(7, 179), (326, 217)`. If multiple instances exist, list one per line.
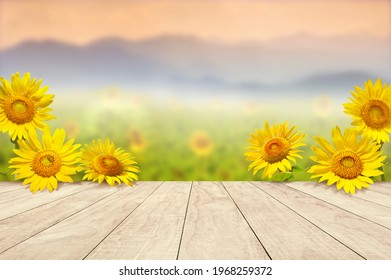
(0, 0), (390, 49)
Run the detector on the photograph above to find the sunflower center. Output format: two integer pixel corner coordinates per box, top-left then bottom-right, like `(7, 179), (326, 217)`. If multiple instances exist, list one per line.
(195, 137), (210, 149)
(130, 130), (143, 146)
(331, 150), (363, 179)
(4, 95), (36, 125)
(262, 137), (291, 163)
(361, 100), (390, 129)
(93, 155), (123, 176)
(32, 150), (62, 177)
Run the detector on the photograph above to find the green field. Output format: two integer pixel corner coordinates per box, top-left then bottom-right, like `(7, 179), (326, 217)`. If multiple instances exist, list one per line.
(1, 90), (390, 182)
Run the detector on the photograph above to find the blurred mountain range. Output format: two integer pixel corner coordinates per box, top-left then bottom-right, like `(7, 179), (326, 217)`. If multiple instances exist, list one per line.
(0, 34), (390, 97)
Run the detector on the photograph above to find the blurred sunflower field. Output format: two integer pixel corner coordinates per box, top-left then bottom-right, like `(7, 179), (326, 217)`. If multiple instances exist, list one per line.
(1, 86), (391, 182)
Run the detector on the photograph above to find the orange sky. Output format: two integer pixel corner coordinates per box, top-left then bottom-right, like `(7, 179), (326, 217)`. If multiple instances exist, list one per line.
(0, 0), (390, 49)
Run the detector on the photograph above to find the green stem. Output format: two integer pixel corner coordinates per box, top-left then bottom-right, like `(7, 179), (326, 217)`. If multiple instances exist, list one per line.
(9, 138), (20, 181)
(380, 166), (386, 181)
(11, 138), (19, 149)
(379, 142), (386, 182)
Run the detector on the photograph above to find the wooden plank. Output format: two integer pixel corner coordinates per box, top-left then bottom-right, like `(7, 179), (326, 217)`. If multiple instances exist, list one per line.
(177, 181), (269, 260)
(0, 181), (85, 204)
(0, 182), (162, 260)
(223, 181), (362, 260)
(286, 182), (391, 229)
(0, 184), (122, 253)
(0, 182), (29, 194)
(0, 181), (92, 193)
(0, 189), (30, 204)
(254, 182), (391, 259)
(352, 188), (391, 208)
(86, 181), (192, 260)
(370, 182), (391, 196)
(290, 182), (391, 207)
(0, 183), (91, 221)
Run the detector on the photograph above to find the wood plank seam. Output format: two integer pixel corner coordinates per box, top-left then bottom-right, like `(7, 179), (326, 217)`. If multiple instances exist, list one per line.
(82, 181), (165, 260)
(250, 182), (366, 260)
(0, 186), (125, 255)
(317, 185), (391, 210)
(0, 184), (29, 194)
(0, 188), (29, 197)
(0, 184), (97, 222)
(249, 182), (391, 259)
(0, 189), (31, 205)
(363, 184), (391, 196)
(353, 197), (391, 210)
(221, 181), (272, 260)
(175, 181), (193, 260)
(281, 182), (391, 231)
(178, 182), (269, 259)
(293, 181), (391, 203)
(366, 188), (391, 196)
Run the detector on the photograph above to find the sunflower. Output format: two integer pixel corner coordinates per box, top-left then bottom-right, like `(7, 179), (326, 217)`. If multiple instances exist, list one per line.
(245, 122), (305, 179)
(9, 127), (81, 193)
(344, 79), (391, 143)
(80, 139), (140, 186)
(189, 131), (213, 157)
(308, 126), (385, 194)
(0, 72), (55, 141)
(64, 120), (80, 139)
(128, 128), (147, 153)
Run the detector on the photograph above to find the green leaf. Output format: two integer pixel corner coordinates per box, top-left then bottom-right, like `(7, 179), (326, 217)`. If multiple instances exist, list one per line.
(0, 169), (14, 181)
(272, 172), (294, 182)
(0, 172), (7, 181)
(291, 165), (302, 172)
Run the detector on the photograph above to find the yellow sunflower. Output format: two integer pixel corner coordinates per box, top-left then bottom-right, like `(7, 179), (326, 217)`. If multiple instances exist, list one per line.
(9, 127), (81, 193)
(80, 139), (140, 186)
(128, 128), (148, 153)
(343, 79), (391, 143)
(0, 72), (55, 141)
(189, 131), (213, 157)
(308, 126), (385, 194)
(245, 121), (305, 179)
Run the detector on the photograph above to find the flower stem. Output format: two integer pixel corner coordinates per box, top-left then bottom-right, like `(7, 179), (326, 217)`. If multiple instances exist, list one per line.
(380, 166), (386, 181)
(379, 141), (386, 182)
(9, 138), (20, 181)
(11, 138), (19, 149)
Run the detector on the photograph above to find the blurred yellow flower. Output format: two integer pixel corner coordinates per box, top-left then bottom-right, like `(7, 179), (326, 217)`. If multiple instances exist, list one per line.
(64, 120), (80, 139)
(80, 139), (140, 186)
(344, 79), (391, 143)
(0, 72), (55, 141)
(312, 95), (333, 118)
(242, 102), (261, 115)
(100, 87), (122, 109)
(128, 128), (148, 153)
(189, 131), (213, 157)
(9, 127), (81, 193)
(308, 126), (385, 194)
(245, 122), (305, 179)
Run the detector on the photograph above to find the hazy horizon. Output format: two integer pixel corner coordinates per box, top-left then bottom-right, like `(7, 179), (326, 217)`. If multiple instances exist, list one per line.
(1, 0), (390, 50)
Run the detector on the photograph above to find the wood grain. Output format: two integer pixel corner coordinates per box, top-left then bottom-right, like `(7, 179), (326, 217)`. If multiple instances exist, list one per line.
(178, 181), (269, 260)
(223, 181), (362, 260)
(0, 188), (30, 204)
(0, 182), (29, 194)
(0, 184), (121, 253)
(370, 182), (391, 196)
(86, 181), (192, 260)
(286, 182), (391, 229)
(255, 182), (391, 259)
(0, 183), (90, 221)
(0, 181), (391, 260)
(0, 182), (161, 259)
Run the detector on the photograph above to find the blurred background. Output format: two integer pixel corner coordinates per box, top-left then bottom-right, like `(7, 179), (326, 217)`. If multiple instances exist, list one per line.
(0, 0), (390, 181)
